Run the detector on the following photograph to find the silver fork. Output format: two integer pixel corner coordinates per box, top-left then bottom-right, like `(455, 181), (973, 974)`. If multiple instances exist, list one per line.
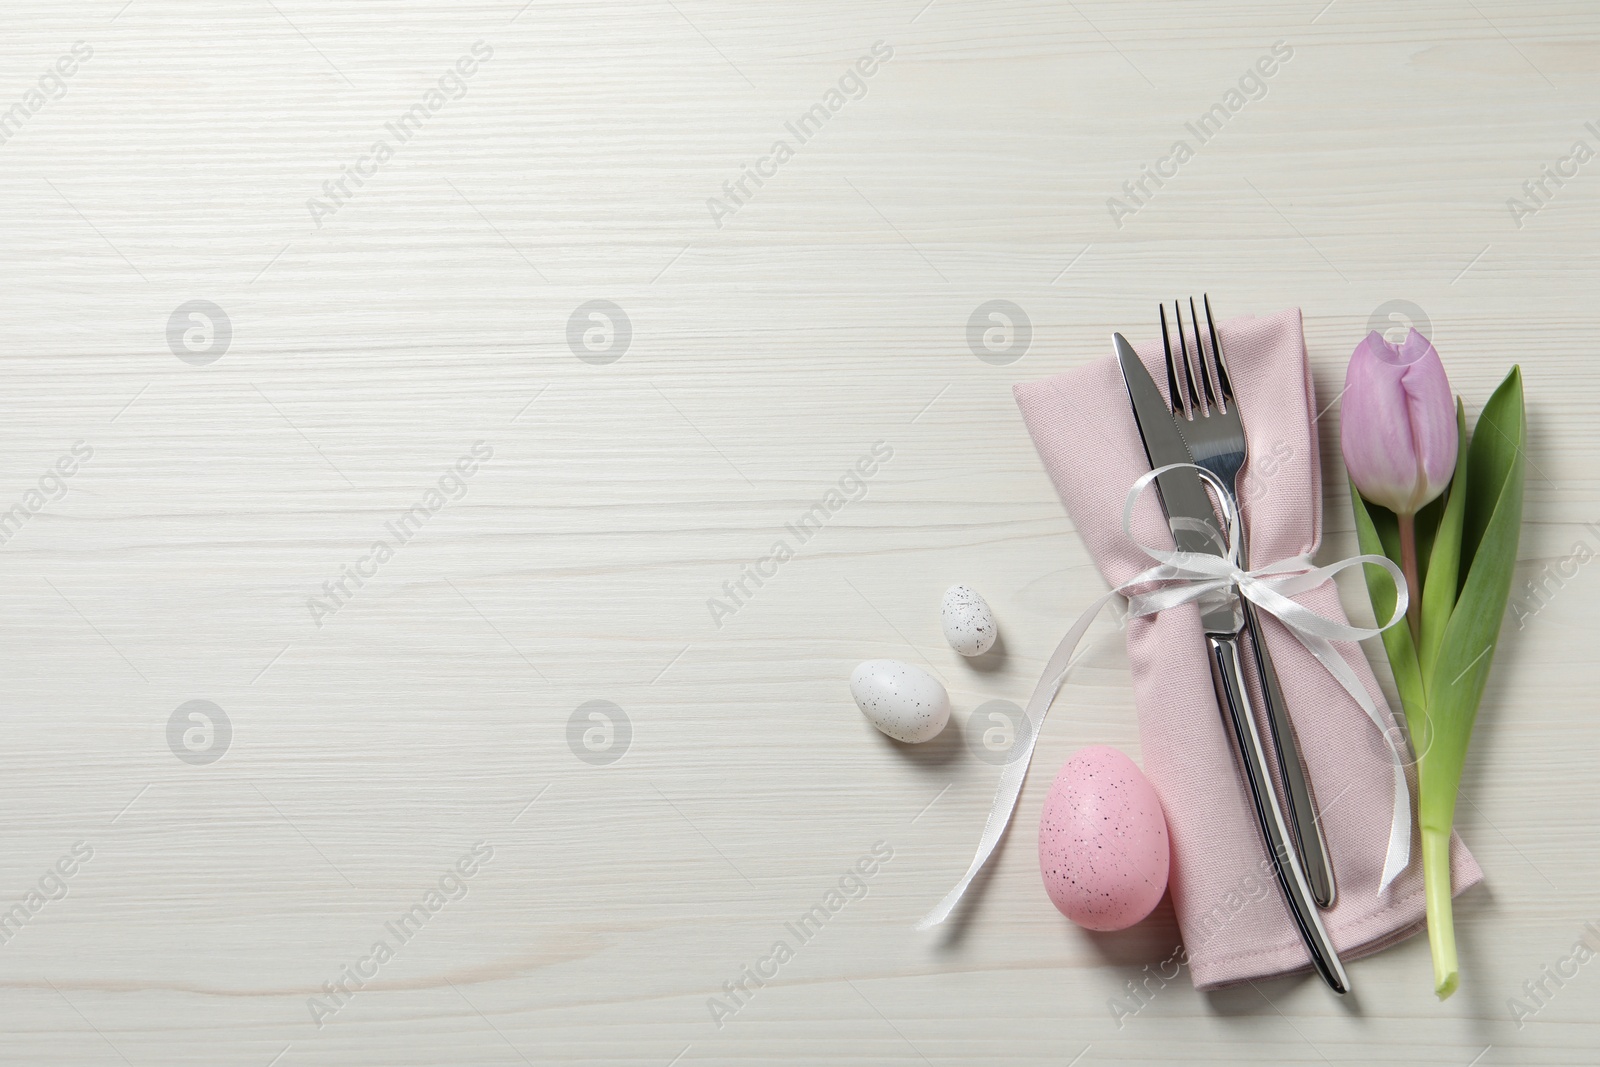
(1162, 296), (1337, 909)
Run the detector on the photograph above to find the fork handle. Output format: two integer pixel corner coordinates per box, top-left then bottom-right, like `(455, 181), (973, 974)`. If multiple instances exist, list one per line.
(1207, 633), (1349, 994)
(1236, 523), (1337, 909)
(1242, 599), (1338, 909)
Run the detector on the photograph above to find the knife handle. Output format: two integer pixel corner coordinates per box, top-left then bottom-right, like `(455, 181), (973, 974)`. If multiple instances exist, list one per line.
(1207, 633), (1349, 995)
(1242, 602), (1337, 909)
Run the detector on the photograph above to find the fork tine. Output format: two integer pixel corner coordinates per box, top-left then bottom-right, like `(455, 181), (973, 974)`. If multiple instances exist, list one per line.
(1203, 293), (1233, 407)
(1160, 304), (1182, 415)
(1189, 297), (1218, 413)
(1175, 301), (1200, 416)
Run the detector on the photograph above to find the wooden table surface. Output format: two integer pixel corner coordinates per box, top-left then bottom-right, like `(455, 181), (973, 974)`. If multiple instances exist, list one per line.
(1, 1), (1595, 1064)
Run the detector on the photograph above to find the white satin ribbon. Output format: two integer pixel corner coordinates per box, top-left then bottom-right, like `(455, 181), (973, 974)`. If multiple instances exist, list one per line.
(916, 464), (1411, 931)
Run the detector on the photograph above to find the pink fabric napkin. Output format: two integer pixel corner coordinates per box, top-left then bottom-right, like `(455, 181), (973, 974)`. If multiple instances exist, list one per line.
(1013, 308), (1482, 990)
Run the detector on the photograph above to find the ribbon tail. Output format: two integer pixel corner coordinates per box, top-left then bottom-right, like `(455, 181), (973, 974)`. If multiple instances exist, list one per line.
(1295, 631), (1412, 894)
(1380, 758), (1409, 895)
(915, 589), (1119, 930)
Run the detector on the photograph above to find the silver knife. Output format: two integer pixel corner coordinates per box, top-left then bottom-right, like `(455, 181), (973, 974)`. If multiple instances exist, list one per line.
(1115, 333), (1349, 995)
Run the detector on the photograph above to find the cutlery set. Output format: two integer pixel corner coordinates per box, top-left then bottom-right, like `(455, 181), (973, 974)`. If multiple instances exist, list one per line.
(1115, 297), (1350, 995)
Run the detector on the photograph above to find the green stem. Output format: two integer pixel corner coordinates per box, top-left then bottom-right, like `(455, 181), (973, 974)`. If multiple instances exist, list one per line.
(1423, 827), (1459, 999)
(1399, 510), (1422, 646)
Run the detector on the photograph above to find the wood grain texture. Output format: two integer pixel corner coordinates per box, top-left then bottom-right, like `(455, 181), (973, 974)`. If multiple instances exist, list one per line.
(0, 1), (1596, 1063)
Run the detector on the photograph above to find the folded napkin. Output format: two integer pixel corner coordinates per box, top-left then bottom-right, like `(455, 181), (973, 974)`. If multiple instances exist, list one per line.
(1013, 308), (1482, 990)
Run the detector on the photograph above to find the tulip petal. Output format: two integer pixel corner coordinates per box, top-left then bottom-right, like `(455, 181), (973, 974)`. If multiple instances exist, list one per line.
(1398, 329), (1459, 502)
(1342, 332), (1422, 513)
(1341, 330), (1459, 514)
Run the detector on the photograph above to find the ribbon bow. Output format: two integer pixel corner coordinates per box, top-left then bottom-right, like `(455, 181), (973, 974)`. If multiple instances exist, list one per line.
(917, 464), (1411, 931)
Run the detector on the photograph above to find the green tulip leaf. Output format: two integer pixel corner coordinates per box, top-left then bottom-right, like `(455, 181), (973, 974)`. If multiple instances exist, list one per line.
(1419, 400), (1470, 693)
(1460, 367), (1525, 583)
(1422, 366), (1525, 830)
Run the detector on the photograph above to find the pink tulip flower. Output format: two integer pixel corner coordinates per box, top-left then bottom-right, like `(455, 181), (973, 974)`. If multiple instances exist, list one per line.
(1341, 329), (1459, 515)
(1340, 328), (1459, 639)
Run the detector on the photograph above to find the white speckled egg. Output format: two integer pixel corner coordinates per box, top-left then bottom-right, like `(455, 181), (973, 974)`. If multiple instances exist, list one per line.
(940, 585), (997, 656)
(1037, 746), (1169, 931)
(849, 659), (950, 743)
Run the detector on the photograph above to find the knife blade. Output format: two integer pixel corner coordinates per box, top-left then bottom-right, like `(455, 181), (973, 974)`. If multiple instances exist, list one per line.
(1112, 334), (1234, 633)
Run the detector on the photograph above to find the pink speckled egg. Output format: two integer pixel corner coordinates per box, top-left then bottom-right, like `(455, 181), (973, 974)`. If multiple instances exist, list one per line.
(1037, 745), (1169, 931)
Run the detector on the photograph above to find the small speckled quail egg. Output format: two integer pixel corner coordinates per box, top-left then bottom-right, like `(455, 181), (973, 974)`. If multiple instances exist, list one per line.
(849, 659), (950, 743)
(941, 585), (997, 657)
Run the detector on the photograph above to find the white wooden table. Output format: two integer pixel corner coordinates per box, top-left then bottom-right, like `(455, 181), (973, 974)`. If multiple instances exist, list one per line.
(1, 1), (1595, 1063)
